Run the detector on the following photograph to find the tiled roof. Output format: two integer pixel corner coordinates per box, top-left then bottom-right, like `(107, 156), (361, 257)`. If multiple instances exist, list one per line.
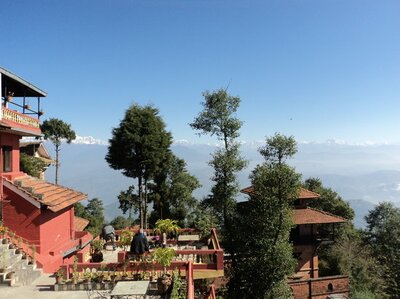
(11, 175), (87, 212)
(74, 216), (89, 232)
(293, 208), (347, 225)
(298, 188), (320, 199)
(241, 186), (320, 199)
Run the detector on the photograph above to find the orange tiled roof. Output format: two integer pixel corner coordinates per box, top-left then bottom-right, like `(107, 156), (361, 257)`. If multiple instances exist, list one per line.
(74, 216), (89, 232)
(241, 186), (320, 199)
(293, 208), (347, 225)
(11, 175), (87, 212)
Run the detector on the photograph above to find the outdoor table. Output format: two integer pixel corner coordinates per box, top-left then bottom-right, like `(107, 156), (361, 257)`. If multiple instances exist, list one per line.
(110, 281), (150, 298)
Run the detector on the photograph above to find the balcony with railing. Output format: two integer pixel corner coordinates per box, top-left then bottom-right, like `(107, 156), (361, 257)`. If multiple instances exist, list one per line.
(0, 100), (42, 136)
(0, 67), (46, 136)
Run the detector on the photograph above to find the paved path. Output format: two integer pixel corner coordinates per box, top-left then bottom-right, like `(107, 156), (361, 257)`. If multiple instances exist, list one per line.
(0, 274), (94, 299)
(0, 247), (123, 299)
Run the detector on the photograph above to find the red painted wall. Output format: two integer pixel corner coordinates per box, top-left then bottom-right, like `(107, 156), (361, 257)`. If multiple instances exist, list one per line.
(2, 186), (41, 244)
(39, 207), (72, 255)
(0, 132), (22, 176)
(289, 276), (349, 299)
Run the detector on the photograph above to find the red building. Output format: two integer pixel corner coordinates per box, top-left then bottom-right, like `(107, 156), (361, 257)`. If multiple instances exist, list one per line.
(0, 67), (92, 273)
(241, 186), (350, 299)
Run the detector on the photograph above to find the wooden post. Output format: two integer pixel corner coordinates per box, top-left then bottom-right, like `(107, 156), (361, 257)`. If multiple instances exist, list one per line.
(187, 261), (194, 299)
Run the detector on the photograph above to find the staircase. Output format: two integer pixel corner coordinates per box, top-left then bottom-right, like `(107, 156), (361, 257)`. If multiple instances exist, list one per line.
(0, 242), (42, 286)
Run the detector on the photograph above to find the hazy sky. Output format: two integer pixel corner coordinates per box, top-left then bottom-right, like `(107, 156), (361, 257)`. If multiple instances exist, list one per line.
(2, 0), (399, 144)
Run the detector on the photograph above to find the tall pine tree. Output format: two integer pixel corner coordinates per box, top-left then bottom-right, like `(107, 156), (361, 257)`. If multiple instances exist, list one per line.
(106, 104), (172, 228)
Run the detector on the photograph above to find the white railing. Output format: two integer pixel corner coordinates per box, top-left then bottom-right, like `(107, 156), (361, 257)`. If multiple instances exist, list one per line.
(1, 106), (40, 128)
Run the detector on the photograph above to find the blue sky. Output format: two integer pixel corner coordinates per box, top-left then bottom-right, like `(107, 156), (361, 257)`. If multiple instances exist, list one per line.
(1, 0), (399, 144)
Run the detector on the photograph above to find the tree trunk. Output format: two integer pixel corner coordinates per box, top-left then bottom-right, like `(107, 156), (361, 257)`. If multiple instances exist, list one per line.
(55, 145), (59, 185)
(138, 176), (143, 228)
(144, 179), (148, 229)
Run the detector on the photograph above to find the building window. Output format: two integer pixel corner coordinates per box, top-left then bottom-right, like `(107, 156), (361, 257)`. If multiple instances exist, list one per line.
(2, 146), (12, 172)
(328, 283), (334, 292)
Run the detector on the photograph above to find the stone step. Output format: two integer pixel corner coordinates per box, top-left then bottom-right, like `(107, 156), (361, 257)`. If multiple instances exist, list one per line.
(0, 241), (41, 287)
(11, 267), (42, 286)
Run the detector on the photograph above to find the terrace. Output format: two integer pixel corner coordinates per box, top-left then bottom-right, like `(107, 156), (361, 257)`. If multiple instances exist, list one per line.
(0, 67), (46, 136)
(57, 228), (223, 298)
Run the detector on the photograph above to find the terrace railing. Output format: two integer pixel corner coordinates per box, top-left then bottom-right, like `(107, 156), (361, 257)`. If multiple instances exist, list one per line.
(1, 106), (40, 128)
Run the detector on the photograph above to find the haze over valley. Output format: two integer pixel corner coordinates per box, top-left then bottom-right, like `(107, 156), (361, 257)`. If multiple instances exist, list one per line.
(44, 137), (400, 228)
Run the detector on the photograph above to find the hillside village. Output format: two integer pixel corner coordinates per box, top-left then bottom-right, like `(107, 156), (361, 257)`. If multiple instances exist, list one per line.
(0, 67), (398, 299)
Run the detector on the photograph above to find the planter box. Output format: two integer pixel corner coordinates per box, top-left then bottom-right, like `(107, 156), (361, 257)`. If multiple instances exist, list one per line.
(54, 281), (117, 291)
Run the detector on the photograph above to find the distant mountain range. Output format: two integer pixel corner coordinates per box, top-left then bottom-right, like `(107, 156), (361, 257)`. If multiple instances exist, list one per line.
(43, 139), (400, 227)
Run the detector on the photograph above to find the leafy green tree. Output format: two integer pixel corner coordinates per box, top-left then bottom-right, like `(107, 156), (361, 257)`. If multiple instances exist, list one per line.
(363, 202), (400, 297)
(117, 186), (139, 220)
(187, 205), (218, 239)
(74, 202), (89, 219)
(106, 104), (172, 228)
(229, 134), (299, 298)
(20, 153), (47, 178)
(110, 216), (133, 230)
(320, 230), (387, 298)
(149, 155), (201, 227)
(190, 88), (247, 230)
(303, 177), (354, 220)
(84, 198), (105, 237)
(40, 118), (76, 184)
(74, 200), (105, 236)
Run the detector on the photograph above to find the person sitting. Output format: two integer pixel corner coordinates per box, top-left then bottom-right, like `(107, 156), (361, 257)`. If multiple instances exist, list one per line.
(102, 224), (116, 250)
(130, 228), (149, 260)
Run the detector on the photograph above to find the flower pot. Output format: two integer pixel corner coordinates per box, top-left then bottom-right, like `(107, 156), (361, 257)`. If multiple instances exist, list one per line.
(2, 238), (8, 244)
(157, 273), (172, 295)
(55, 276), (63, 284)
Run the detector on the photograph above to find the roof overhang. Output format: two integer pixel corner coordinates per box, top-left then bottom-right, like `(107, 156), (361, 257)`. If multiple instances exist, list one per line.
(0, 124), (43, 137)
(293, 208), (347, 225)
(3, 179), (41, 209)
(0, 67), (47, 97)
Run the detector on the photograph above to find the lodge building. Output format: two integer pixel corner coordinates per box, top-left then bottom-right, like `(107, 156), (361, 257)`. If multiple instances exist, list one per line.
(0, 67), (92, 273)
(241, 186), (350, 299)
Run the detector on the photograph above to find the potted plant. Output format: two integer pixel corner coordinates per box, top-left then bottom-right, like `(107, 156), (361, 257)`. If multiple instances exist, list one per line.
(171, 270), (187, 299)
(154, 219), (180, 246)
(0, 224), (6, 240)
(55, 269), (64, 284)
(119, 230), (133, 251)
(122, 258), (130, 280)
(1, 227), (8, 244)
(153, 247), (176, 294)
(91, 239), (105, 253)
(29, 245), (36, 266)
(72, 272), (80, 284)
(15, 237), (23, 254)
(90, 239), (104, 262)
(83, 271), (92, 283)
(8, 231), (15, 249)
(6, 271), (15, 280)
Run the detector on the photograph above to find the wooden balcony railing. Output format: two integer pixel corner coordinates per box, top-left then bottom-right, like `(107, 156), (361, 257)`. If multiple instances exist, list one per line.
(1, 106), (40, 128)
